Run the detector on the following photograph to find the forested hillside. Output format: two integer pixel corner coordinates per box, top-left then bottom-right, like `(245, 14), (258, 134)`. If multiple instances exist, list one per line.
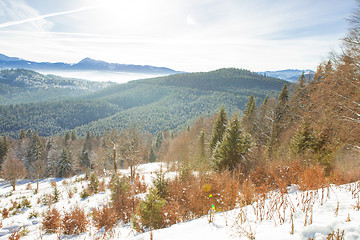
(0, 69), (113, 105)
(0, 68), (286, 137)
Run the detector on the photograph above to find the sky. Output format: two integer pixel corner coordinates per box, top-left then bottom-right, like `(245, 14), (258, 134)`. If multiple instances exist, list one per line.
(0, 0), (358, 72)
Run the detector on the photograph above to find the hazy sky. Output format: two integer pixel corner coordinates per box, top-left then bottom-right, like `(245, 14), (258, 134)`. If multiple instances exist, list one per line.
(0, 0), (357, 72)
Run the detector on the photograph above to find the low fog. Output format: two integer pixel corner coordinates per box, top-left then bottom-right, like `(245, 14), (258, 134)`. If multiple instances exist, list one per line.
(37, 70), (168, 84)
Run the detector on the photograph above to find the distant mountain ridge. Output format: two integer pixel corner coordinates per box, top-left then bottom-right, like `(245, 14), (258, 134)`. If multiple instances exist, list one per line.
(0, 53), (178, 75)
(258, 69), (315, 83)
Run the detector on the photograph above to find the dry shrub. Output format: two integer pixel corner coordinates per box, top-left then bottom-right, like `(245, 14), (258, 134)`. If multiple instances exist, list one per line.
(62, 206), (88, 235)
(327, 229), (345, 240)
(329, 166), (360, 184)
(298, 165), (328, 190)
(248, 161), (302, 194)
(67, 188), (74, 198)
(240, 179), (255, 205)
(42, 207), (61, 234)
(161, 200), (182, 226)
(8, 231), (21, 240)
(40, 193), (54, 206)
(165, 177), (204, 222)
(92, 205), (117, 232)
(50, 181), (57, 187)
(203, 172), (240, 211)
(2, 208), (9, 219)
(10, 200), (18, 211)
(162, 171), (241, 226)
(98, 180), (106, 192)
(25, 183), (32, 190)
(133, 174), (147, 194)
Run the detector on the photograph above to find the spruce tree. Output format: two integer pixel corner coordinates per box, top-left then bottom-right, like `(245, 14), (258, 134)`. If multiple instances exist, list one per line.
(26, 129), (32, 138)
(64, 132), (71, 145)
(89, 172), (99, 194)
(199, 130), (206, 161)
(152, 171), (168, 199)
(210, 107), (228, 151)
(46, 138), (53, 152)
(19, 129), (26, 140)
(291, 72), (309, 121)
(242, 94), (257, 134)
(268, 83), (289, 152)
(290, 120), (317, 155)
(212, 112), (252, 173)
(255, 96), (270, 146)
(57, 146), (72, 177)
(25, 130), (45, 175)
(149, 147), (156, 163)
(0, 134), (10, 169)
(275, 83), (289, 127)
(71, 130), (77, 141)
(155, 132), (163, 151)
(138, 188), (165, 229)
(80, 131), (92, 170)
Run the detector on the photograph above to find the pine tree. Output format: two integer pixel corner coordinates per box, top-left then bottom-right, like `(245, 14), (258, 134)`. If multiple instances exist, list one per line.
(212, 112), (252, 173)
(242, 94), (257, 134)
(210, 107), (228, 151)
(57, 147), (72, 177)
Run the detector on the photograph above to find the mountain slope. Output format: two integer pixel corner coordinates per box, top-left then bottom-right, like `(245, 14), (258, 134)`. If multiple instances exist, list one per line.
(141, 68), (285, 91)
(0, 53), (178, 75)
(0, 68), (287, 137)
(0, 69), (113, 105)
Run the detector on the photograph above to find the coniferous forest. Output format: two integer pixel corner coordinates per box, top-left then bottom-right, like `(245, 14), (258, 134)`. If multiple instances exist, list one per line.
(0, 3), (359, 240)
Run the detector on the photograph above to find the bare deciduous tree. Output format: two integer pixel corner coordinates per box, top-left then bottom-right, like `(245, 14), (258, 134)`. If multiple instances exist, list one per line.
(1, 151), (26, 190)
(120, 127), (146, 182)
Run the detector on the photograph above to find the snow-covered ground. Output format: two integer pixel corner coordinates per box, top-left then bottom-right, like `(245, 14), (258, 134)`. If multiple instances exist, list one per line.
(0, 162), (359, 240)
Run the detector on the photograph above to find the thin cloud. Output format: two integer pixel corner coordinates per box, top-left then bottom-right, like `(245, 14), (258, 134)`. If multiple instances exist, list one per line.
(0, 5), (99, 29)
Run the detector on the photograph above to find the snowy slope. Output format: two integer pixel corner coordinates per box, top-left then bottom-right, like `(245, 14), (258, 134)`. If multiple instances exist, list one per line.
(0, 162), (359, 240)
